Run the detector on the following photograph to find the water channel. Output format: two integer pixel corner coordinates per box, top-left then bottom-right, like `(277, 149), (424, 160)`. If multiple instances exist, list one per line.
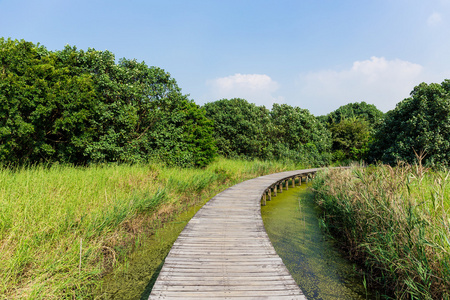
(96, 203), (205, 299)
(261, 182), (376, 300)
(99, 178), (378, 299)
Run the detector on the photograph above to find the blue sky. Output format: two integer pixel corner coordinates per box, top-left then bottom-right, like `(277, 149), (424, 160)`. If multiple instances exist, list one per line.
(1, 0), (450, 115)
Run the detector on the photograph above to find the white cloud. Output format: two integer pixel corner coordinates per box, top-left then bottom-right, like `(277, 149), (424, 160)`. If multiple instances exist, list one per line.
(428, 12), (443, 26)
(206, 73), (283, 107)
(297, 57), (424, 115)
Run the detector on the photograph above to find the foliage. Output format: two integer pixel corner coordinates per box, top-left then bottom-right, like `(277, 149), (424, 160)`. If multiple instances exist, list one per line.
(0, 38), (97, 164)
(370, 81), (450, 166)
(320, 102), (383, 162)
(320, 101), (384, 129)
(269, 103), (332, 165)
(0, 38), (215, 167)
(328, 117), (370, 161)
(313, 165), (450, 299)
(203, 99), (332, 166)
(0, 157), (299, 299)
(202, 98), (271, 159)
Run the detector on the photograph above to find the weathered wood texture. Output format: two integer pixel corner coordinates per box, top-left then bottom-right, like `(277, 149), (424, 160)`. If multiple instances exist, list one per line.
(149, 169), (318, 299)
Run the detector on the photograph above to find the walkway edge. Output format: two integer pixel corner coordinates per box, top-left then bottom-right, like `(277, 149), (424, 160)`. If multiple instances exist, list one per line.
(149, 168), (319, 299)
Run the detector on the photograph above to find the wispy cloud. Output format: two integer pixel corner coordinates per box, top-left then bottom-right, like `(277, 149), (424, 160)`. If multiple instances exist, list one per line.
(206, 73), (283, 107)
(297, 57), (424, 115)
(428, 12), (443, 26)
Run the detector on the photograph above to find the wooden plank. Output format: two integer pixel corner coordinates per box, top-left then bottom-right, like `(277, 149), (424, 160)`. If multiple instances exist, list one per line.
(155, 275), (297, 281)
(152, 284), (301, 292)
(151, 290), (304, 297)
(149, 169), (318, 299)
(150, 296), (304, 300)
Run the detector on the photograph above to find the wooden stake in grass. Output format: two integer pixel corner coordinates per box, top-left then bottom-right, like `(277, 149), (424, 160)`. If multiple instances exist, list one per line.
(79, 238), (82, 275)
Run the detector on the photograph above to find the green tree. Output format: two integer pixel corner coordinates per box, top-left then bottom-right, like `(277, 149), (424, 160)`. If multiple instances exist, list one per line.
(328, 117), (370, 161)
(370, 81), (450, 166)
(0, 39), (216, 167)
(203, 98), (271, 159)
(321, 101), (384, 129)
(321, 102), (383, 161)
(270, 103), (331, 164)
(203, 99), (331, 166)
(0, 38), (98, 164)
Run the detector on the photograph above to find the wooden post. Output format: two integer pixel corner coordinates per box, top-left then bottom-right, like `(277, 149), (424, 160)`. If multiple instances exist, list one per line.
(285, 180), (289, 190)
(299, 176), (302, 185)
(262, 193), (266, 206)
(292, 177), (295, 188)
(278, 182), (283, 193)
(273, 186), (277, 197)
(267, 190), (271, 201)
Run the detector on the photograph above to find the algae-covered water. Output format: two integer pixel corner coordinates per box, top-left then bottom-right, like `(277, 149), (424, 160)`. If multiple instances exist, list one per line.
(98, 181), (377, 299)
(262, 183), (376, 300)
(95, 203), (205, 300)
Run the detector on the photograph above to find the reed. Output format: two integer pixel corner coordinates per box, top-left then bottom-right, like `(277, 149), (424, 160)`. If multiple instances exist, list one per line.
(0, 157), (299, 299)
(312, 163), (450, 299)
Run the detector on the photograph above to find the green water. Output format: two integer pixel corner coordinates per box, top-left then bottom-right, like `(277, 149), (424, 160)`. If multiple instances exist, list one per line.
(95, 202), (205, 300)
(98, 181), (377, 299)
(262, 183), (375, 300)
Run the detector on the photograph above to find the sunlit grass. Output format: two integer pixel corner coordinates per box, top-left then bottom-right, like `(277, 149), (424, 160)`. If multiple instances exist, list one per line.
(0, 157), (301, 299)
(313, 163), (450, 299)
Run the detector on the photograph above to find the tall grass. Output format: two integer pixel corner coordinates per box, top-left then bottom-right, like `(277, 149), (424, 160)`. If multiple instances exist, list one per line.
(312, 163), (450, 299)
(0, 157), (300, 299)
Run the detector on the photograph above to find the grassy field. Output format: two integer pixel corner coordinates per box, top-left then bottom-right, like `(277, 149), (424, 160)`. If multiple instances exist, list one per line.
(0, 157), (301, 299)
(312, 163), (450, 299)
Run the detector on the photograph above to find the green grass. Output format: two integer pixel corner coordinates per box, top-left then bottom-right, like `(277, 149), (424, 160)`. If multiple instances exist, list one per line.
(0, 157), (302, 299)
(312, 164), (450, 299)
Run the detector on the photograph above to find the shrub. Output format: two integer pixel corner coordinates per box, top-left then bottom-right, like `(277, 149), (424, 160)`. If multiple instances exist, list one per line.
(370, 80), (450, 166)
(0, 39), (216, 167)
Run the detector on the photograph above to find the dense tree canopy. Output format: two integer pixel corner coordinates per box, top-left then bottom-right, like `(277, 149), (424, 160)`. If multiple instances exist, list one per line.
(321, 102), (383, 161)
(321, 101), (384, 128)
(370, 81), (450, 166)
(270, 103), (331, 165)
(202, 98), (271, 159)
(328, 117), (370, 161)
(0, 38), (216, 167)
(8, 39), (450, 168)
(203, 99), (331, 166)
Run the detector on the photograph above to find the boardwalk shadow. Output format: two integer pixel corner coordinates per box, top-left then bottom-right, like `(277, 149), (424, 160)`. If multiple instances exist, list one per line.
(140, 260), (164, 300)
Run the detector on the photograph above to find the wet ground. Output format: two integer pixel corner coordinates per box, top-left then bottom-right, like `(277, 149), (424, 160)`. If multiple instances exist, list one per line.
(95, 203), (205, 300)
(261, 183), (377, 300)
(98, 181), (378, 300)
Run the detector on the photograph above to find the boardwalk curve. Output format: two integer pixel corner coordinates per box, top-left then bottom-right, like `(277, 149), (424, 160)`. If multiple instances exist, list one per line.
(150, 169), (318, 299)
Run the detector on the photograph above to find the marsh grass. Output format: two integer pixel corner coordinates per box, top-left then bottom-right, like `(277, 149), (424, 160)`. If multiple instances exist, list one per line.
(0, 157), (299, 299)
(313, 163), (450, 299)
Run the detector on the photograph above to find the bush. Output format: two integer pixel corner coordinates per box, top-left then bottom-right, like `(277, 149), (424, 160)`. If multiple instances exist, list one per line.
(370, 80), (450, 166)
(0, 39), (216, 167)
(203, 99), (331, 166)
(320, 102), (383, 162)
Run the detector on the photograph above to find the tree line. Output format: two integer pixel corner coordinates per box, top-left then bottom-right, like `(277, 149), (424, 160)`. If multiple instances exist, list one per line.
(1, 38), (450, 167)
(0, 38), (215, 167)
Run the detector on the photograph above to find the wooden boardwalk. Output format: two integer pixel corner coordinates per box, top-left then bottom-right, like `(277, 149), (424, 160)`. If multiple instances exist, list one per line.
(150, 169), (318, 299)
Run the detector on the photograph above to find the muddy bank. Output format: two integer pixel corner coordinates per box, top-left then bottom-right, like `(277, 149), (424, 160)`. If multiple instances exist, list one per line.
(94, 203), (204, 300)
